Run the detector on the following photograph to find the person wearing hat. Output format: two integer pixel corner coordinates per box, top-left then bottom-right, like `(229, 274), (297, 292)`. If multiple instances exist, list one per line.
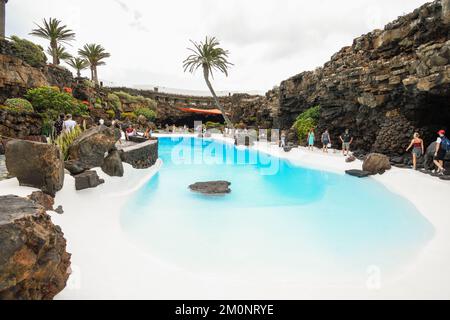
(433, 129), (449, 174)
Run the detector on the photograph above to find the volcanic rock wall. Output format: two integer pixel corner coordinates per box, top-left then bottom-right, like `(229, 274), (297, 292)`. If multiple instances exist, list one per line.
(224, 88), (280, 128)
(0, 40), (74, 103)
(279, 0), (450, 156)
(109, 86), (278, 128)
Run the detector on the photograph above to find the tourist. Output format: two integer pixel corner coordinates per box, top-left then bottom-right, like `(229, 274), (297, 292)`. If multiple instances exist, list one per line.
(339, 129), (353, 156)
(143, 127), (152, 139)
(321, 129), (331, 153)
(125, 125), (137, 140)
(54, 113), (65, 137)
(112, 120), (122, 145)
(406, 132), (424, 170)
(433, 130), (449, 174)
(280, 130), (286, 148)
(99, 119), (105, 126)
(307, 128), (315, 151)
(63, 114), (76, 133)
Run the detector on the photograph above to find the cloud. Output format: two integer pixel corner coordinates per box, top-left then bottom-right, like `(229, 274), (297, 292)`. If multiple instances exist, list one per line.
(6, 0), (429, 92)
(114, 0), (149, 32)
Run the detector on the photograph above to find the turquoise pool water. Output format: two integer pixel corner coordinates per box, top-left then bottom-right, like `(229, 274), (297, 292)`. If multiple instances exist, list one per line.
(121, 137), (434, 281)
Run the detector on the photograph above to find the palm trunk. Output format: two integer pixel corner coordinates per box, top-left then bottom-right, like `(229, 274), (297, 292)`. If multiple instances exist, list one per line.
(51, 40), (58, 65)
(76, 69), (81, 78)
(90, 66), (95, 82)
(0, 0), (6, 40)
(203, 66), (234, 128)
(93, 65), (99, 85)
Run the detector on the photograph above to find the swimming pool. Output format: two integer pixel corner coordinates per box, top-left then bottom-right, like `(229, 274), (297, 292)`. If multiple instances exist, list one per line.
(121, 137), (434, 284)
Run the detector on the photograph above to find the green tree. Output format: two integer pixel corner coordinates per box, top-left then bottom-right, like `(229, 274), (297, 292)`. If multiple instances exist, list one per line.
(183, 36), (234, 128)
(293, 106), (321, 142)
(30, 17), (75, 65)
(66, 56), (89, 78)
(46, 44), (71, 65)
(78, 43), (110, 85)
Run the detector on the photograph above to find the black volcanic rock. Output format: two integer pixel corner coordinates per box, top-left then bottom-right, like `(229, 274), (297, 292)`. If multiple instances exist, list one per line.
(345, 170), (371, 178)
(278, 1), (450, 158)
(189, 181), (231, 195)
(74, 170), (105, 191)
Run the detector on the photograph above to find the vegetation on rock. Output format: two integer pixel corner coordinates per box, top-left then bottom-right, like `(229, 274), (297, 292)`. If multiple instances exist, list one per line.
(293, 105), (321, 142)
(134, 107), (156, 121)
(52, 125), (83, 160)
(3, 98), (34, 113)
(121, 112), (137, 121)
(25, 86), (88, 117)
(113, 91), (156, 107)
(107, 93), (122, 112)
(10, 35), (47, 67)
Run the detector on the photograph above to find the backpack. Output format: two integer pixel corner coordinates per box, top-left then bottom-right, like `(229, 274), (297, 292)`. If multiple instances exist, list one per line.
(441, 136), (450, 151)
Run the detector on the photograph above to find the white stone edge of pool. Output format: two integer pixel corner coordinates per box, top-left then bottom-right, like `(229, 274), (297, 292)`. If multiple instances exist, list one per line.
(0, 133), (449, 299)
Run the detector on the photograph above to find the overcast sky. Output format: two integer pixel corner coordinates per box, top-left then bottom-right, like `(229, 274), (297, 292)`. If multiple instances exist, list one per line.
(7, 0), (427, 93)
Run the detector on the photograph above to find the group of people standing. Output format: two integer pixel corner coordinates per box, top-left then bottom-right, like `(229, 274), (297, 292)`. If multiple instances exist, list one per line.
(53, 114), (77, 137)
(406, 129), (449, 173)
(304, 127), (448, 173)
(306, 128), (353, 156)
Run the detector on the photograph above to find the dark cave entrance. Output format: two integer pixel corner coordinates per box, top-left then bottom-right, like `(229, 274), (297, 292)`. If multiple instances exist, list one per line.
(407, 92), (450, 146)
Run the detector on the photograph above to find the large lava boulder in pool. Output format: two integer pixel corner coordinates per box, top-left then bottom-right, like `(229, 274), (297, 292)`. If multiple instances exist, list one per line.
(5, 140), (65, 196)
(362, 153), (391, 175)
(68, 125), (118, 169)
(0, 195), (71, 300)
(189, 181), (231, 195)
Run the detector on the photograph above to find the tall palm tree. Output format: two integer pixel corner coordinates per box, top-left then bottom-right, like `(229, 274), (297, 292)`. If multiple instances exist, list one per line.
(66, 57), (89, 78)
(0, 0), (8, 40)
(78, 43), (110, 85)
(30, 17), (75, 65)
(183, 36), (234, 128)
(46, 44), (71, 65)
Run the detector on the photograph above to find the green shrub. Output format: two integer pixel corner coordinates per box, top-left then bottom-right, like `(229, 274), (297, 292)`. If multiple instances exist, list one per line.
(2, 98), (34, 113)
(53, 125), (83, 160)
(114, 91), (156, 108)
(133, 107), (156, 121)
(205, 121), (222, 129)
(10, 36), (47, 67)
(106, 109), (115, 119)
(83, 79), (95, 88)
(121, 112), (137, 121)
(107, 93), (122, 112)
(292, 105), (321, 142)
(25, 86), (88, 117)
(41, 116), (54, 137)
(114, 91), (136, 104)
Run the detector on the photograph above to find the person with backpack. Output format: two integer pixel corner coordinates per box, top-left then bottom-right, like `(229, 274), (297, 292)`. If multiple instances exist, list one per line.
(321, 129), (331, 153)
(433, 130), (449, 174)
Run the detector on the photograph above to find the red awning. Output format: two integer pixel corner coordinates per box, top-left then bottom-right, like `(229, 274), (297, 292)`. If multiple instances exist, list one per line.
(178, 107), (229, 116)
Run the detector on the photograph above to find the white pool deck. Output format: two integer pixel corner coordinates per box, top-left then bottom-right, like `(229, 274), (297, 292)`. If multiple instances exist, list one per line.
(1, 133), (450, 299)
